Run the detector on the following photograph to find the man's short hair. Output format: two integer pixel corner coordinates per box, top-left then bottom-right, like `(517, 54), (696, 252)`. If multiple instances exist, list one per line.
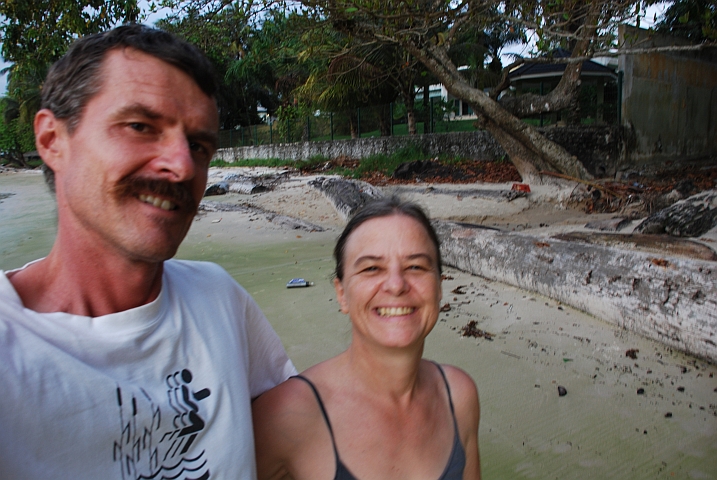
(40, 24), (218, 191)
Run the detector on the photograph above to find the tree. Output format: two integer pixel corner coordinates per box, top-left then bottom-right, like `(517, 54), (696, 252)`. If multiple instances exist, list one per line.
(296, 32), (411, 137)
(1, 0), (142, 163)
(0, 97), (36, 168)
(655, 0), (717, 42)
(291, 0), (714, 183)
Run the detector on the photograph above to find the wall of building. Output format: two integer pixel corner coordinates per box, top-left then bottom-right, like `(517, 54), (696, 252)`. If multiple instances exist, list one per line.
(215, 126), (625, 178)
(619, 25), (717, 167)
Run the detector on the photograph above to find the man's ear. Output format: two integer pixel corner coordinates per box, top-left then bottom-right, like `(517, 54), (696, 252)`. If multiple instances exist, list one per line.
(333, 277), (349, 314)
(34, 109), (68, 172)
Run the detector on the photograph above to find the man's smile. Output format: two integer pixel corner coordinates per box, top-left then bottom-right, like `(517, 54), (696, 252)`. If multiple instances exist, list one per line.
(138, 193), (178, 211)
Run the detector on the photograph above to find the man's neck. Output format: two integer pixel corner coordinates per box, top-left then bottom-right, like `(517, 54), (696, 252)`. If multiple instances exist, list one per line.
(7, 243), (165, 317)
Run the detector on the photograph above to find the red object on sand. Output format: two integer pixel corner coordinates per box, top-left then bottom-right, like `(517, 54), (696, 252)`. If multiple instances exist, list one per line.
(511, 183), (531, 193)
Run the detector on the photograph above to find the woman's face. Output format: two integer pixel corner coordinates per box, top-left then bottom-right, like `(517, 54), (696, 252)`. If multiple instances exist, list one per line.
(333, 214), (442, 350)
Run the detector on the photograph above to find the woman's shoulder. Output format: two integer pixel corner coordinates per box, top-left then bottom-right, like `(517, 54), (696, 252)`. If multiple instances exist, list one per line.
(431, 362), (480, 419)
(253, 375), (322, 421)
(253, 357), (343, 428)
(437, 364), (478, 394)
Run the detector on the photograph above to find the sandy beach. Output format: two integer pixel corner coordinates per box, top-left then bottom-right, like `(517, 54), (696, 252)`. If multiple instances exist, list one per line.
(1, 168), (715, 479)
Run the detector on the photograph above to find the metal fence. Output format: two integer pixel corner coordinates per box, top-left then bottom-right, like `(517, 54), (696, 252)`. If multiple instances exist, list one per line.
(217, 101), (474, 149)
(218, 91), (620, 149)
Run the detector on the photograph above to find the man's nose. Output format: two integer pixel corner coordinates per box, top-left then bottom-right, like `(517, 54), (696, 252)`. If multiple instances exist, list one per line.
(155, 133), (195, 181)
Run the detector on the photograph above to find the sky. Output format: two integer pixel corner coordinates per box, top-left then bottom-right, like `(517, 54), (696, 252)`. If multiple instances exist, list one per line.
(0, 2), (670, 96)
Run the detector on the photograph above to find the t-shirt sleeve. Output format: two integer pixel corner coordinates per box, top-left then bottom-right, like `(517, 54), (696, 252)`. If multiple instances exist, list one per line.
(242, 293), (297, 398)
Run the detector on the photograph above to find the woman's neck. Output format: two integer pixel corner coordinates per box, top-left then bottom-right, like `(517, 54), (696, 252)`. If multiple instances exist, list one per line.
(342, 340), (427, 402)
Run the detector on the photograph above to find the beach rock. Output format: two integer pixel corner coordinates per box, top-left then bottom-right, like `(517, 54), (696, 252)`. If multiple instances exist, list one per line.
(558, 386), (567, 396)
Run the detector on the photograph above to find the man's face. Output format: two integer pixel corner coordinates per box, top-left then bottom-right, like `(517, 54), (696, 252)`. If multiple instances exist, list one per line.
(50, 48), (219, 264)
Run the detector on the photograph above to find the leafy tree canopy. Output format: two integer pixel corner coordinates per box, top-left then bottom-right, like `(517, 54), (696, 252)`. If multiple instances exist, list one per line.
(655, 0), (717, 42)
(1, 0), (142, 88)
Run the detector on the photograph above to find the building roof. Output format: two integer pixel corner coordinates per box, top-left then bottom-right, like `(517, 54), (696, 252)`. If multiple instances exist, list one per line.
(508, 48), (617, 81)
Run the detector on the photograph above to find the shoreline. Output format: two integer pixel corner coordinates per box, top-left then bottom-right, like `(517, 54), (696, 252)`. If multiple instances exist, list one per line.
(1, 169), (715, 479)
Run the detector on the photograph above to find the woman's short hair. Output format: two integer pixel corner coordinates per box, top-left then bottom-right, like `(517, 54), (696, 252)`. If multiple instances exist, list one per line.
(333, 196), (442, 280)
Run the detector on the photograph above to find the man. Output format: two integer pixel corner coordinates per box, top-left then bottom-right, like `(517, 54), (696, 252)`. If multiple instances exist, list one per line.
(0, 25), (295, 479)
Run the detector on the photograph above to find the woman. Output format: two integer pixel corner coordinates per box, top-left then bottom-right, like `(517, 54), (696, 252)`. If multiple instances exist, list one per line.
(252, 197), (481, 480)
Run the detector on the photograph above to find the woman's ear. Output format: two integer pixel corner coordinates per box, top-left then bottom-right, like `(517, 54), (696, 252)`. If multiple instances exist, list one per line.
(34, 109), (68, 172)
(333, 277), (349, 314)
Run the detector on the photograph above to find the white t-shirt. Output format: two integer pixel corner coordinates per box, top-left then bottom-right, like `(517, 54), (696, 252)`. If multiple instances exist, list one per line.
(0, 259), (296, 479)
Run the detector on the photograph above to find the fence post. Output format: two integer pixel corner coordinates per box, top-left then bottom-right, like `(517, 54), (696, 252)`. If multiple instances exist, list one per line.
(229, 129), (232, 147)
(330, 112), (334, 141)
(539, 82), (544, 127)
(307, 116), (311, 142)
(618, 70), (623, 125)
(390, 103), (393, 136)
(429, 97), (434, 134)
(253, 124), (258, 145)
(357, 107), (361, 138)
(241, 126), (245, 146)
(270, 120), (273, 144)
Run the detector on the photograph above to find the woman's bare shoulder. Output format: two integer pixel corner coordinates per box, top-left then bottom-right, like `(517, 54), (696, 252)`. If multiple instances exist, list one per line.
(253, 376), (321, 424)
(253, 356), (344, 430)
(436, 364), (480, 417)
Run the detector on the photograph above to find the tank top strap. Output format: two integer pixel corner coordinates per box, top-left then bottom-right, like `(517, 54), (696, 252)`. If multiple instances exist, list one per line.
(292, 375), (343, 468)
(430, 362), (467, 480)
(431, 361), (458, 421)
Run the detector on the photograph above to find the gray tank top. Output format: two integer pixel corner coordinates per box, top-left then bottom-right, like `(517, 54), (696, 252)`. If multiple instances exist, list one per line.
(293, 362), (466, 480)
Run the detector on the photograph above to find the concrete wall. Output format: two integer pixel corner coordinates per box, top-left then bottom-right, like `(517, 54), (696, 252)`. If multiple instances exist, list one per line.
(215, 126), (625, 178)
(619, 25), (717, 167)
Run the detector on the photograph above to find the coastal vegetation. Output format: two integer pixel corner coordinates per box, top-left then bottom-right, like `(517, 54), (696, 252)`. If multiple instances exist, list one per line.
(1, 0), (715, 178)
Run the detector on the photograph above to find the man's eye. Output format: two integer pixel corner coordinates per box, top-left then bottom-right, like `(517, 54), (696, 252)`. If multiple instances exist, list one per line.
(189, 141), (207, 154)
(129, 123), (149, 132)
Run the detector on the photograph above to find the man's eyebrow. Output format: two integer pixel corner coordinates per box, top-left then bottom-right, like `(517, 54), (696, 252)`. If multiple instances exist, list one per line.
(189, 131), (219, 150)
(111, 103), (162, 120)
(111, 103), (218, 149)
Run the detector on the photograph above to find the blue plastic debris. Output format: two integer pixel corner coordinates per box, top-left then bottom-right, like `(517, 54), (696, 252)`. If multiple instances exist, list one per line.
(286, 278), (312, 288)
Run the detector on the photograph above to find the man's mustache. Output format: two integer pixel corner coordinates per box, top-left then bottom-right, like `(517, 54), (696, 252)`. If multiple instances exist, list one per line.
(113, 176), (198, 212)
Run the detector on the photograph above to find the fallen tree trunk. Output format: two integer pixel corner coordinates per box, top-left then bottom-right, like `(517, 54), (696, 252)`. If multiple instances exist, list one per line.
(635, 189), (717, 237)
(434, 220), (717, 362)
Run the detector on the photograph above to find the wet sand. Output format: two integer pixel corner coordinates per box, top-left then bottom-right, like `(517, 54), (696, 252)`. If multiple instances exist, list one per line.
(1, 169), (715, 479)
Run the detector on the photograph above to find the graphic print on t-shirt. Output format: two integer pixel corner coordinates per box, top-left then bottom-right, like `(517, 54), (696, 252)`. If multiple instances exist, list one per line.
(113, 369), (212, 480)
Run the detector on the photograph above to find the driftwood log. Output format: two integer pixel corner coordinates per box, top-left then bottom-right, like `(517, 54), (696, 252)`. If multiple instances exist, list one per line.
(635, 189), (717, 237)
(308, 177), (383, 220)
(434, 220), (717, 362)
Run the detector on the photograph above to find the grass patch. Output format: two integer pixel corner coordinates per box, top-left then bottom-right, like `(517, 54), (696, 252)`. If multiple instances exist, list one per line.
(210, 157), (297, 168)
(347, 145), (430, 178)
